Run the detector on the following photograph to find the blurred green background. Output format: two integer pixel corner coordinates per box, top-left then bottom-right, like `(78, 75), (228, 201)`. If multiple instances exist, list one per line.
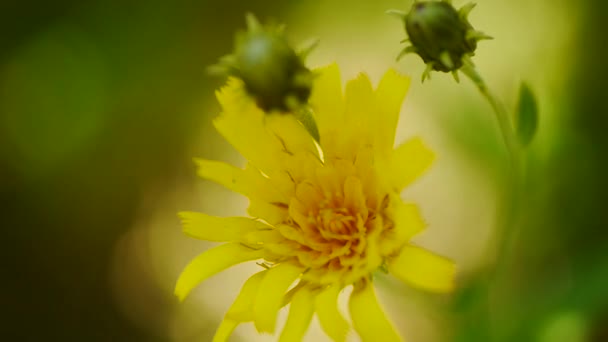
(2, 0), (607, 341)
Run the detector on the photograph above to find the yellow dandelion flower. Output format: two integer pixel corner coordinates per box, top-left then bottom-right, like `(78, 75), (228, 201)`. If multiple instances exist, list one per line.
(176, 64), (456, 341)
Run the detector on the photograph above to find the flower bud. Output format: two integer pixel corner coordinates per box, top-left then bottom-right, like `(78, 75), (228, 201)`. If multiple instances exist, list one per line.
(209, 14), (315, 112)
(389, 0), (492, 81)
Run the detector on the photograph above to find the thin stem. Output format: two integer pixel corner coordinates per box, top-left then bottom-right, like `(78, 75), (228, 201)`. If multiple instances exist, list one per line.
(461, 64), (522, 279)
(457, 63), (525, 340)
(461, 65), (520, 168)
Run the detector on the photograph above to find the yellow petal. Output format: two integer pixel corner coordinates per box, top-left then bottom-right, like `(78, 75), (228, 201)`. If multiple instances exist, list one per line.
(310, 63), (344, 136)
(241, 229), (284, 246)
(226, 270), (267, 322)
(344, 176), (368, 221)
(175, 243), (263, 301)
(289, 197), (314, 235)
(374, 69), (411, 156)
(264, 113), (320, 161)
(388, 244), (456, 293)
(195, 159), (291, 223)
(334, 73), (375, 160)
(315, 285), (349, 342)
(349, 281), (402, 342)
(212, 319), (238, 342)
(214, 82), (320, 181)
(179, 212), (270, 242)
(195, 158), (245, 192)
(390, 137), (435, 190)
(247, 200), (288, 226)
(382, 196), (426, 253)
(344, 73), (374, 129)
(253, 263), (302, 333)
(214, 89), (283, 175)
(295, 181), (323, 210)
(215, 77), (247, 113)
(279, 287), (314, 342)
(195, 159), (288, 203)
(353, 146), (385, 211)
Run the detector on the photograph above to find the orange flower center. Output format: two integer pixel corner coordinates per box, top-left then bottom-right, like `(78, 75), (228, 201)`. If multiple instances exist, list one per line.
(272, 157), (392, 285)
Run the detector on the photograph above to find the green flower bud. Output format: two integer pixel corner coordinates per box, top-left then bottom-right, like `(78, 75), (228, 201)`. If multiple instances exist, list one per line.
(209, 14), (316, 112)
(388, 0), (492, 82)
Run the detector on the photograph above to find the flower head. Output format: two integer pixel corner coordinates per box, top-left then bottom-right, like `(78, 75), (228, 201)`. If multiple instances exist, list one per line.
(176, 64), (456, 341)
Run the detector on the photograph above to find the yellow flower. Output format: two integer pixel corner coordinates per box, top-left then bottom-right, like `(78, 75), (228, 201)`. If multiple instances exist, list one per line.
(176, 64), (455, 341)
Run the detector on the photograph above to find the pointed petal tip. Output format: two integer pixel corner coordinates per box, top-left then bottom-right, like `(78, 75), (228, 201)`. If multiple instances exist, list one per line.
(349, 281), (401, 341)
(253, 263), (302, 334)
(177, 211), (194, 231)
(279, 287), (315, 342)
(315, 285), (349, 342)
(390, 137), (435, 190)
(383, 68), (411, 84)
(212, 320), (239, 342)
(388, 244), (456, 293)
(175, 243), (264, 304)
(174, 282), (189, 302)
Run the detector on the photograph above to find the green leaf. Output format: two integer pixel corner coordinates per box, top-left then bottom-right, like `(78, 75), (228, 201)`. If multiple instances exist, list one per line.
(516, 82), (539, 146)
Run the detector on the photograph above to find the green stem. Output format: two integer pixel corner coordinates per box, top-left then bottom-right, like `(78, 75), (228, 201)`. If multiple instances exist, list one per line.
(461, 64), (522, 278)
(461, 65), (520, 168)
(458, 63), (525, 340)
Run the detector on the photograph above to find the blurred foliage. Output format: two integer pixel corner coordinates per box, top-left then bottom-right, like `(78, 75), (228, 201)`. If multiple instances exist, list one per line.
(515, 82), (538, 147)
(443, 0), (608, 341)
(1, 0), (291, 340)
(2, 0), (607, 341)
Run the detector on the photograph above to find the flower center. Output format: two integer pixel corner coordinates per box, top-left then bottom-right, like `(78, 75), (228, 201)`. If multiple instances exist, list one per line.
(274, 159), (391, 285)
(318, 206), (354, 235)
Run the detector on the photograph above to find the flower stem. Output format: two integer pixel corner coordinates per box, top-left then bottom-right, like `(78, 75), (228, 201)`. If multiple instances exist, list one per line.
(456, 63), (526, 340)
(461, 65), (520, 168)
(461, 64), (522, 279)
